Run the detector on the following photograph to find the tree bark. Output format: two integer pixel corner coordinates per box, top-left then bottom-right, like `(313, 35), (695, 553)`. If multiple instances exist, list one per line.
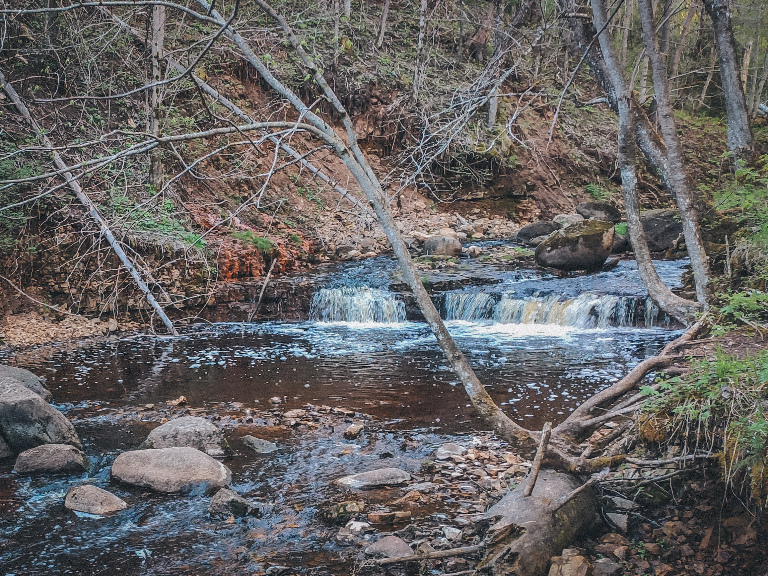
(702, 0), (754, 165)
(670, 0), (698, 91)
(412, 0), (428, 102)
(375, 0), (391, 48)
(638, 0), (712, 306)
(149, 4), (165, 189)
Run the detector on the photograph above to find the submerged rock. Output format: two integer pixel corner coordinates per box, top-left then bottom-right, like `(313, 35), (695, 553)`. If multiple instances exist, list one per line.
(335, 467), (411, 489)
(143, 416), (229, 457)
(0, 379), (81, 453)
(0, 367), (52, 402)
(534, 219), (614, 272)
(242, 435), (278, 454)
(111, 447), (231, 493)
(364, 535), (413, 558)
(65, 485), (127, 515)
(209, 487), (264, 518)
(14, 443), (88, 475)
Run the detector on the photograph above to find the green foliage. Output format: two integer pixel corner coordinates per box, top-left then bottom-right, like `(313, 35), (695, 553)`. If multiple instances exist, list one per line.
(643, 348), (768, 507)
(585, 183), (611, 201)
(614, 223), (628, 236)
(289, 233), (302, 246)
(230, 230), (274, 254)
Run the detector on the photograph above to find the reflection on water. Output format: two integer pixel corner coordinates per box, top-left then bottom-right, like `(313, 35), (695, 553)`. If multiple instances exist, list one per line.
(0, 254), (689, 575)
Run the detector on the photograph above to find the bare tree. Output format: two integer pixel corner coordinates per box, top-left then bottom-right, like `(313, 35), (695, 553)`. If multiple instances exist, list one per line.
(149, 3), (165, 188)
(703, 0), (755, 165)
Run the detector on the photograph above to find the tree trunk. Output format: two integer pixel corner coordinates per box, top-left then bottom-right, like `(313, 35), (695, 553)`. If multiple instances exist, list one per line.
(375, 0), (391, 48)
(149, 4), (165, 189)
(487, 0), (505, 128)
(638, 0), (712, 306)
(620, 0), (633, 67)
(702, 0), (754, 165)
(588, 0), (701, 324)
(696, 45), (717, 111)
(670, 0), (698, 91)
(412, 0), (428, 102)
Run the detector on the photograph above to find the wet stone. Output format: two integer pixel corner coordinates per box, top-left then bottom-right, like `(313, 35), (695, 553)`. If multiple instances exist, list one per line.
(111, 447), (231, 493)
(0, 367), (52, 402)
(335, 467), (411, 489)
(434, 442), (467, 460)
(242, 435), (278, 454)
(209, 487), (261, 518)
(364, 535), (413, 558)
(14, 443), (87, 475)
(143, 416), (229, 457)
(65, 485), (127, 515)
(343, 423), (364, 439)
(317, 500), (365, 524)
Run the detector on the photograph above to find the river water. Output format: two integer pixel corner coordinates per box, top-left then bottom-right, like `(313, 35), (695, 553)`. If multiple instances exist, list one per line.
(0, 253), (689, 575)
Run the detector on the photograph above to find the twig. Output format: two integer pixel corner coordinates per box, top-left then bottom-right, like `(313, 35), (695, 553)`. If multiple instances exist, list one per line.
(550, 471), (607, 513)
(247, 257), (277, 322)
(374, 544), (484, 565)
(523, 422), (552, 496)
(626, 453), (714, 466)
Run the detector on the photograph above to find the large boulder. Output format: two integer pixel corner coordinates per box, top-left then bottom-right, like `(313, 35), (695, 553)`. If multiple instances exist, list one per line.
(641, 209), (683, 252)
(516, 221), (560, 245)
(111, 447), (231, 493)
(0, 366), (52, 402)
(14, 443), (88, 475)
(553, 214), (584, 228)
(143, 416), (229, 457)
(423, 235), (461, 256)
(535, 220), (615, 272)
(65, 485), (127, 516)
(0, 379), (81, 453)
(576, 202), (622, 223)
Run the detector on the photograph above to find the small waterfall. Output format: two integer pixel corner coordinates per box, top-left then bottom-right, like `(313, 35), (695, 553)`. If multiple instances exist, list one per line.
(440, 291), (669, 328)
(310, 287), (406, 323)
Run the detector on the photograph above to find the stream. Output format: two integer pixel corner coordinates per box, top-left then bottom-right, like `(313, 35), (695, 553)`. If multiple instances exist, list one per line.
(0, 252), (690, 575)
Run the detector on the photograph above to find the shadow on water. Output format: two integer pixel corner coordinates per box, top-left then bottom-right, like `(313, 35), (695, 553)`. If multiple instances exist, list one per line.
(0, 255), (690, 575)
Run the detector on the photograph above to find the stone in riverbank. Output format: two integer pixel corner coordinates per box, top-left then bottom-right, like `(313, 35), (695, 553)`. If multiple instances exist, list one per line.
(111, 447), (231, 493)
(14, 443), (88, 474)
(143, 416), (230, 457)
(209, 487), (264, 518)
(534, 220), (614, 272)
(65, 485), (127, 515)
(364, 535), (413, 558)
(242, 435), (278, 454)
(335, 467), (411, 489)
(0, 379), (81, 453)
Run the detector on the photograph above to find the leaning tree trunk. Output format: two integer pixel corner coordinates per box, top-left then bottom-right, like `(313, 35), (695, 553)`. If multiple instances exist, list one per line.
(0, 70), (178, 335)
(638, 0), (712, 306)
(375, 0), (391, 48)
(587, 0), (702, 323)
(703, 0), (754, 166)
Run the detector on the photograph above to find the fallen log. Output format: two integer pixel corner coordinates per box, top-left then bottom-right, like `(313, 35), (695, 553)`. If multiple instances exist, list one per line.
(477, 469), (598, 576)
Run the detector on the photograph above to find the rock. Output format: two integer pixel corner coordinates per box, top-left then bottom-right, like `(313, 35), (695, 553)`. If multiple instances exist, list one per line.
(111, 447), (231, 493)
(345, 520), (370, 535)
(548, 553), (590, 576)
(553, 214), (584, 228)
(516, 221), (560, 245)
(465, 245), (483, 258)
(576, 202), (622, 223)
(317, 500), (366, 524)
(209, 487), (262, 518)
(434, 442), (466, 460)
(0, 367), (52, 401)
(269, 396), (282, 404)
(641, 209), (683, 252)
(606, 512), (629, 532)
(364, 535), (413, 558)
(335, 467), (411, 489)
(343, 423), (364, 439)
(143, 416), (229, 457)
(606, 496), (638, 510)
(0, 435), (12, 459)
(242, 435), (278, 454)
(65, 485), (127, 515)
(534, 220), (615, 272)
(610, 232), (629, 253)
(283, 409), (306, 419)
(368, 510), (412, 523)
(424, 235), (462, 257)
(442, 526), (462, 540)
(592, 558), (623, 576)
(0, 379), (81, 453)
(528, 234), (551, 246)
(13, 443), (87, 474)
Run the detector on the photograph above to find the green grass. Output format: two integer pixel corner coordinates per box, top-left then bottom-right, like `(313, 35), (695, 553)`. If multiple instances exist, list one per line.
(230, 230), (274, 254)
